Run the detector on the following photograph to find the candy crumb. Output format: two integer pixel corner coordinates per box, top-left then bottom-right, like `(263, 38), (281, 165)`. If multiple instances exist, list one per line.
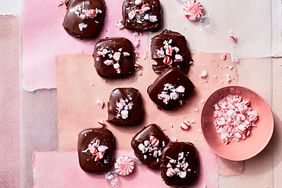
(98, 120), (106, 127)
(200, 70), (208, 78)
(96, 99), (105, 109)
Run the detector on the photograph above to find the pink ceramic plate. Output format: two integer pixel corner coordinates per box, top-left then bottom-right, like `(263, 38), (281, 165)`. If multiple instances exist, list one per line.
(201, 86), (274, 161)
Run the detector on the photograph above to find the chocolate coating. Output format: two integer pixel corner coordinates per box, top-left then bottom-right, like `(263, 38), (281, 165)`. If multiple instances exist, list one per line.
(78, 128), (115, 173)
(151, 30), (192, 74)
(108, 88), (144, 126)
(93, 37), (135, 78)
(131, 124), (170, 169)
(122, 0), (162, 31)
(147, 67), (195, 110)
(160, 142), (199, 186)
(63, 0), (106, 39)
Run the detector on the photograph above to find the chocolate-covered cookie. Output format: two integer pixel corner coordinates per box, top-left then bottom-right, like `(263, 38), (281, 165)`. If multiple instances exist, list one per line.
(63, 0), (105, 39)
(108, 88), (144, 126)
(160, 142), (199, 186)
(151, 30), (192, 74)
(93, 38), (135, 78)
(131, 124), (170, 169)
(122, 0), (162, 31)
(147, 67), (195, 110)
(78, 128), (115, 173)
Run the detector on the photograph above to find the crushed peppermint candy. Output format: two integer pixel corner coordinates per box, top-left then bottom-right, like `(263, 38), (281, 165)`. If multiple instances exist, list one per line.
(82, 139), (109, 162)
(105, 171), (120, 188)
(115, 95), (134, 119)
(72, 1), (102, 20)
(200, 70), (208, 78)
(78, 23), (88, 31)
(96, 99), (105, 109)
(96, 47), (131, 74)
(97, 120), (106, 127)
(213, 95), (259, 144)
(180, 120), (191, 131)
(114, 156), (135, 176)
(126, 0), (158, 24)
(158, 83), (185, 105)
(221, 53), (227, 60)
(228, 31), (238, 43)
(183, 0), (205, 21)
(166, 152), (191, 178)
(156, 39), (183, 66)
(116, 21), (125, 30)
(134, 62), (143, 71)
(138, 135), (165, 161)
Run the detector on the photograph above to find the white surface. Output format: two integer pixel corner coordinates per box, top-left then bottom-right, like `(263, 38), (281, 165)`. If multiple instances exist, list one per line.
(0, 0), (21, 15)
(162, 0), (272, 59)
(272, 0), (282, 56)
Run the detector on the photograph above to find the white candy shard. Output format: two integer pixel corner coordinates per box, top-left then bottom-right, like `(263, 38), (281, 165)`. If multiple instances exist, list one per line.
(200, 70), (208, 78)
(78, 23), (88, 31)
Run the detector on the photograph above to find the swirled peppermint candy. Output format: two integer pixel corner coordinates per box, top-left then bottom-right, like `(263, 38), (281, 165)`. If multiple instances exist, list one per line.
(183, 0), (205, 21)
(114, 156), (135, 176)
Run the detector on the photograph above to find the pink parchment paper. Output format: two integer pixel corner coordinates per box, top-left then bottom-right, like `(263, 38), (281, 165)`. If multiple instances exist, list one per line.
(23, 0), (147, 91)
(57, 52), (238, 151)
(33, 150), (218, 188)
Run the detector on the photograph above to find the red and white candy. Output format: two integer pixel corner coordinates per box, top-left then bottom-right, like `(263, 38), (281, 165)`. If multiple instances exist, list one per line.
(228, 31), (237, 42)
(183, 0), (205, 21)
(213, 95), (258, 144)
(150, 135), (160, 147)
(163, 56), (172, 65)
(134, 0), (143, 6)
(94, 151), (105, 161)
(134, 62), (143, 71)
(174, 54), (183, 62)
(96, 99), (105, 109)
(180, 121), (191, 131)
(97, 120), (106, 127)
(165, 45), (173, 56)
(166, 168), (176, 177)
(114, 156), (135, 176)
(140, 3), (150, 13)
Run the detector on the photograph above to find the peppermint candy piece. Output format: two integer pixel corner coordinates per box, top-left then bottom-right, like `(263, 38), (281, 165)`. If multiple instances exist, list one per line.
(98, 145), (109, 152)
(78, 23), (88, 31)
(174, 54), (183, 62)
(166, 168), (176, 177)
(228, 31), (238, 42)
(180, 121), (191, 131)
(128, 10), (136, 20)
(183, 0), (205, 21)
(134, 62), (143, 71)
(97, 120), (106, 127)
(114, 156), (135, 176)
(104, 60), (114, 66)
(140, 3), (151, 13)
(165, 45), (173, 56)
(163, 56), (172, 65)
(94, 151), (105, 161)
(150, 135), (160, 147)
(135, 0), (143, 6)
(89, 144), (98, 155)
(178, 171), (187, 178)
(200, 70), (208, 78)
(96, 99), (105, 109)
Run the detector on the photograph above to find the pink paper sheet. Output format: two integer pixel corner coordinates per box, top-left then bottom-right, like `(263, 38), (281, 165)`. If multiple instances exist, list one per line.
(57, 52), (238, 151)
(0, 16), (20, 188)
(33, 150), (218, 188)
(23, 0), (147, 91)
